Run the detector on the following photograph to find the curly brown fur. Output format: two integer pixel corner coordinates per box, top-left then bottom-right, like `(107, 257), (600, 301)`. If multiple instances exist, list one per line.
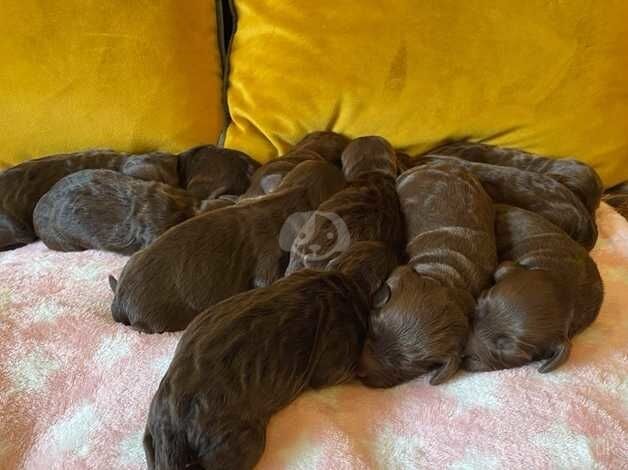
(463, 204), (603, 373)
(292, 131), (350, 164)
(414, 155), (597, 250)
(603, 182), (628, 221)
(177, 145), (259, 200)
(359, 164), (497, 387)
(286, 136), (404, 274)
(111, 161), (345, 333)
(144, 241), (397, 470)
(33, 170), (198, 255)
(428, 140), (603, 214)
(241, 149), (324, 199)
(0, 149), (177, 250)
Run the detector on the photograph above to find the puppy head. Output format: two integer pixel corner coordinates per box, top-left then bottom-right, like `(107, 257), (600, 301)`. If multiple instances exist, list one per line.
(178, 145), (259, 199)
(463, 262), (571, 373)
(327, 241), (399, 299)
(359, 266), (469, 387)
(121, 152), (179, 186)
(277, 160), (346, 206)
(341, 136), (398, 181)
(293, 131), (350, 163)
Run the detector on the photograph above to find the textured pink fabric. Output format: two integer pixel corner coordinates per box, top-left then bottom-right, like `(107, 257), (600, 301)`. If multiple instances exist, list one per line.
(1, 203), (627, 470)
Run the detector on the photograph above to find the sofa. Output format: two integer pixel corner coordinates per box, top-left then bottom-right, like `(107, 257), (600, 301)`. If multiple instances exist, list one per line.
(1, 1), (627, 468)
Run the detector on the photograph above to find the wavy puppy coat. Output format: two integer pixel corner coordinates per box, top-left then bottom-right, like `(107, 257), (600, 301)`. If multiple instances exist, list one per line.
(359, 163), (497, 387)
(415, 155), (598, 250)
(0, 149), (178, 250)
(241, 131), (349, 199)
(177, 145), (259, 200)
(464, 204), (603, 373)
(144, 242), (398, 470)
(241, 149), (324, 199)
(110, 160), (346, 333)
(286, 136), (404, 274)
(429, 141), (603, 214)
(33, 170), (200, 255)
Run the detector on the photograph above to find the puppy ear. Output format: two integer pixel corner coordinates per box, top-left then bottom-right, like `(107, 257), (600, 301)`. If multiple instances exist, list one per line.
(108, 275), (118, 293)
(494, 261), (519, 282)
(372, 283), (391, 308)
(260, 173), (283, 194)
(429, 356), (460, 385)
(538, 340), (571, 373)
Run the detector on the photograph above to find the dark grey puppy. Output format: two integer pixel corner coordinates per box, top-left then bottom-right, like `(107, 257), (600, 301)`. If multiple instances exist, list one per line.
(286, 136), (404, 274)
(359, 163), (497, 387)
(143, 241), (398, 470)
(414, 155), (598, 250)
(110, 160), (346, 333)
(33, 170), (211, 254)
(463, 204), (603, 373)
(429, 140), (603, 214)
(240, 148), (324, 199)
(177, 145), (259, 200)
(0, 149), (178, 250)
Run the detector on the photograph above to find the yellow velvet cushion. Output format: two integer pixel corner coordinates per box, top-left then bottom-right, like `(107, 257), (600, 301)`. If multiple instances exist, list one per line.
(0, 0), (223, 167)
(224, 0), (628, 186)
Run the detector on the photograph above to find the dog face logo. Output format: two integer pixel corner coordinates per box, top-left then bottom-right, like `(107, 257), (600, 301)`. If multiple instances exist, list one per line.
(280, 211), (350, 267)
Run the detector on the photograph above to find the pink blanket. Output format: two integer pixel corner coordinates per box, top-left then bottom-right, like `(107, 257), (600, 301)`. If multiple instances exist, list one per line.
(1, 203), (627, 469)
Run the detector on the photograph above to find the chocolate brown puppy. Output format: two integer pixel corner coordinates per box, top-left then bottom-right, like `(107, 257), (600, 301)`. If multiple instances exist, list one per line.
(603, 181), (628, 220)
(414, 155), (597, 250)
(291, 131), (350, 163)
(463, 204), (603, 373)
(359, 163), (497, 387)
(286, 136), (404, 274)
(429, 141), (603, 214)
(0, 149), (177, 250)
(110, 160), (346, 333)
(143, 241), (398, 470)
(33, 170), (201, 255)
(240, 148), (324, 199)
(177, 145), (259, 200)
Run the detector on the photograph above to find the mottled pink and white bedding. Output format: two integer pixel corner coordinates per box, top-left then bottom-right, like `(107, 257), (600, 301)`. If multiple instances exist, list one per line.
(1, 203), (627, 470)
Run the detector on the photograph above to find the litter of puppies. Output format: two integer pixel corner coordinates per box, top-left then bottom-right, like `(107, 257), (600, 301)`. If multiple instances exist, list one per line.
(0, 133), (605, 469)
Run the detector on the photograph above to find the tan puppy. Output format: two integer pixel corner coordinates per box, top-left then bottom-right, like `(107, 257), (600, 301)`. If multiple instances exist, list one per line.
(359, 163), (497, 387)
(463, 204), (603, 373)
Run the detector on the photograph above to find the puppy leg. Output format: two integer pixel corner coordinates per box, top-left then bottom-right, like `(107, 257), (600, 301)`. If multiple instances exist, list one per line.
(198, 419), (267, 470)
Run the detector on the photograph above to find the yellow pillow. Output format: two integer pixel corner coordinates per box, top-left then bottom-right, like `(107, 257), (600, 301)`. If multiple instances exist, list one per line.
(0, 0), (224, 167)
(224, 0), (628, 187)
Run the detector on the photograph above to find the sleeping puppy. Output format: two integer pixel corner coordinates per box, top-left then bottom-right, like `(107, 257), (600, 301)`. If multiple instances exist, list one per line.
(291, 131), (350, 164)
(463, 204), (603, 373)
(177, 145), (259, 200)
(603, 181), (628, 220)
(414, 155), (598, 250)
(110, 159), (346, 333)
(358, 163), (497, 387)
(33, 169), (215, 254)
(286, 136), (404, 274)
(240, 148), (324, 199)
(143, 241), (398, 470)
(0, 149), (178, 250)
(429, 140), (603, 214)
